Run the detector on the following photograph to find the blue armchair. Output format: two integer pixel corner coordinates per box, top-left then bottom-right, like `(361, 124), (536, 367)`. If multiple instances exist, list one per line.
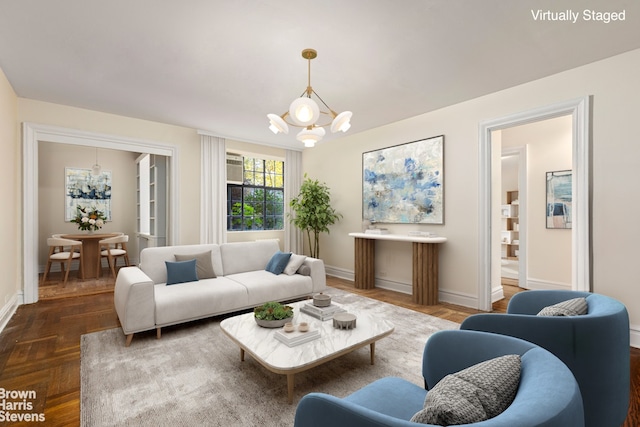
(461, 290), (629, 427)
(294, 329), (584, 427)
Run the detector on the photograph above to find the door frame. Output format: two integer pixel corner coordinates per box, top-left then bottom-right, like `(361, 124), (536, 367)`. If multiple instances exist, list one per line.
(478, 96), (590, 311)
(22, 122), (180, 304)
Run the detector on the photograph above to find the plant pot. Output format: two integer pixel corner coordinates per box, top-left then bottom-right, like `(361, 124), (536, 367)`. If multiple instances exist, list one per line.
(254, 317), (293, 328)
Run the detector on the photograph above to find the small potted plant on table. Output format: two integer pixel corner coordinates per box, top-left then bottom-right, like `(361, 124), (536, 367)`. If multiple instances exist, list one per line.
(254, 301), (294, 328)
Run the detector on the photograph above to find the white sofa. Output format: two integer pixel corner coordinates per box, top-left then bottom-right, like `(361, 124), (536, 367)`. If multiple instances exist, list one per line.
(114, 240), (326, 346)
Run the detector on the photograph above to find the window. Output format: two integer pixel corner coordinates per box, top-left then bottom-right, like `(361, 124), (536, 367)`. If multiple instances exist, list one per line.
(227, 157), (284, 231)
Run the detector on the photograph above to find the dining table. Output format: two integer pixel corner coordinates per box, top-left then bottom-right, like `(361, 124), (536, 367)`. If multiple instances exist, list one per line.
(60, 232), (119, 279)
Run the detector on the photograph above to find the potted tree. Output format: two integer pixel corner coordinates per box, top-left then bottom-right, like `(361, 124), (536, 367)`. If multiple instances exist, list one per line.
(288, 174), (342, 258)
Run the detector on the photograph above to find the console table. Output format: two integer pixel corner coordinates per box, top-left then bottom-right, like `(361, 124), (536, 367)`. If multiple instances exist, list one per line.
(349, 232), (447, 305)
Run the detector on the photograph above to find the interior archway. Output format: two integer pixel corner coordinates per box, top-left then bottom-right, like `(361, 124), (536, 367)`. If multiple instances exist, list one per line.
(22, 122), (180, 304)
(477, 97), (591, 311)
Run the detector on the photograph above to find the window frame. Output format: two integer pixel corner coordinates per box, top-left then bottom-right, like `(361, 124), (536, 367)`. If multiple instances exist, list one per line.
(227, 156), (285, 232)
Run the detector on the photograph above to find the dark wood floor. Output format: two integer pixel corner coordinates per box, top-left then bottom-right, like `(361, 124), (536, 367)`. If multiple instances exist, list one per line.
(0, 276), (638, 426)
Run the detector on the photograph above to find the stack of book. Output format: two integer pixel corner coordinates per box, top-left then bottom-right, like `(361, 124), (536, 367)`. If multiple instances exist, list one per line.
(300, 303), (345, 321)
(408, 231), (437, 237)
(274, 328), (320, 347)
(365, 228), (389, 234)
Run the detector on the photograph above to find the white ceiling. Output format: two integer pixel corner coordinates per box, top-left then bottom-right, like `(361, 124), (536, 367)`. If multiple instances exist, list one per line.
(1, 0), (638, 149)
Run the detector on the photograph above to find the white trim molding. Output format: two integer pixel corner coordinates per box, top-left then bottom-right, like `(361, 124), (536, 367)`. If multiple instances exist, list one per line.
(324, 265), (479, 310)
(630, 325), (640, 349)
(22, 122), (180, 304)
(0, 292), (21, 335)
(478, 97), (591, 311)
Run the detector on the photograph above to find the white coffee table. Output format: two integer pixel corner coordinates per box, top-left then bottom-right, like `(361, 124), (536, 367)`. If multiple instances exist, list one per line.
(220, 299), (394, 403)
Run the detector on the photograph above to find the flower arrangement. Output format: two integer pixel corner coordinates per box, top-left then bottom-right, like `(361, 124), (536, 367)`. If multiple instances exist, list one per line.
(71, 205), (107, 231)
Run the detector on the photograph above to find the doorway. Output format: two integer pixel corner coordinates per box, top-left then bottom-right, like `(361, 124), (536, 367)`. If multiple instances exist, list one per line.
(500, 149), (524, 289)
(22, 123), (179, 304)
(478, 97), (591, 312)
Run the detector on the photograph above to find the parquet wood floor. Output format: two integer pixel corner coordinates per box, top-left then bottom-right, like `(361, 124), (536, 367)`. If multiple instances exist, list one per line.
(0, 276), (638, 426)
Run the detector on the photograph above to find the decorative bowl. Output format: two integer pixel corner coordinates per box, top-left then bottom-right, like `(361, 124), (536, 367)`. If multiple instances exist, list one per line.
(333, 312), (357, 330)
(313, 293), (332, 307)
(255, 317), (293, 328)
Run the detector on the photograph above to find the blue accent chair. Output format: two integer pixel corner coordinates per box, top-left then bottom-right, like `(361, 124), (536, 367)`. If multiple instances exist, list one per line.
(294, 329), (584, 427)
(461, 290), (629, 427)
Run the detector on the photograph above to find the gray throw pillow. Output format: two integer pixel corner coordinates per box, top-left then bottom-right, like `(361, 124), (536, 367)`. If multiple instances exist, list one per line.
(537, 297), (588, 316)
(297, 265), (311, 276)
(175, 250), (216, 279)
(410, 354), (521, 425)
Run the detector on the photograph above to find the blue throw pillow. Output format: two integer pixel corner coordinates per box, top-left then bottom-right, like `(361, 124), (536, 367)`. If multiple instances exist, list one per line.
(265, 251), (292, 275)
(165, 259), (199, 285)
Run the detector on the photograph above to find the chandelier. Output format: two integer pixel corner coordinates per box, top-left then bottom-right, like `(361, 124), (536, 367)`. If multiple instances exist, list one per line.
(267, 49), (352, 147)
(91, 147), (102, 176)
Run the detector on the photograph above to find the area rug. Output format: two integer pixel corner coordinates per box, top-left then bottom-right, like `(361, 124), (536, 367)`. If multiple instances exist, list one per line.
(81, 288), (459, 426)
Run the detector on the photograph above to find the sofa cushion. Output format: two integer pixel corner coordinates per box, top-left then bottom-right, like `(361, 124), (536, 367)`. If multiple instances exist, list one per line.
(154, 277), (250, 326)
(226, 271), (313, 305)
(284, 253), (306, 275)
(174, 250), (216, 279)
(410, 354), (521, 425)
(266, 251), (292, 275)
(220, 240), (280, 276)
(537, 297), (588, 316)
(165, 259), (199, 285)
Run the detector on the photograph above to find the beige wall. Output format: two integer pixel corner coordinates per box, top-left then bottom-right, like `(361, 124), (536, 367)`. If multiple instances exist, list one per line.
(0, 66), (19, 323)
(502, 116), (572, 287)
(17, 98), (202, 245)
(303, 48), (640, 342)
(3, 49), (639, 346)
(38, 142), (139, 268)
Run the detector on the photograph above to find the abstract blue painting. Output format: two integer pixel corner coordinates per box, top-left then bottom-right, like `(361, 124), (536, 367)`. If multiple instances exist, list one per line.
(546, 170), (572, 229)
(362, 135), (444, 224)
(65, 167), (112, 221)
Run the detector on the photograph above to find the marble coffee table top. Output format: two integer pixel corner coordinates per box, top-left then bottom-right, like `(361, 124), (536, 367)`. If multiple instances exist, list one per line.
(220, 299), (394, 373)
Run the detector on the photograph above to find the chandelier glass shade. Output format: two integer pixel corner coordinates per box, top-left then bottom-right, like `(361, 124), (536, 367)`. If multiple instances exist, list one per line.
(91, 147), (102, 176)
(267, 49), (352, 147)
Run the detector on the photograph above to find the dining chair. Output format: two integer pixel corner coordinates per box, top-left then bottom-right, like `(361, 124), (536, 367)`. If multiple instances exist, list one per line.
(98, 234), (130, 277)
(42, 237), (83, 285)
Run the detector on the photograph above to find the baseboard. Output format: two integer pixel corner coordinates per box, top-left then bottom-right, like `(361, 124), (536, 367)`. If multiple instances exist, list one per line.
(325, 264), (481, 310)
(492, 285), (505, 303)
(630, 324), (640, 349)
(524, 278), (571, 291)
(325, 265), (353, 282)
(324, 266), (640, 345)
(0, 291), (21, 335)
(39, 258), (139, 274)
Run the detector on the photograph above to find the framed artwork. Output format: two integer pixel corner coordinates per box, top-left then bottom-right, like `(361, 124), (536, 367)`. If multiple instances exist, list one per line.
(65, 168), (112, 221)
(546, 170), (572, 229)
(362, 135), (444, 224)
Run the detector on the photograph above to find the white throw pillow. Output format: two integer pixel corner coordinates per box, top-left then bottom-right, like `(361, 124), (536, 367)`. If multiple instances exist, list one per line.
(284, 253), (307, 275)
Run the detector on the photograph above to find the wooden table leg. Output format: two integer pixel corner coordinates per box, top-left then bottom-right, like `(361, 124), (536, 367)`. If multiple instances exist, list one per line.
(370, 342), (376, 365)
(412, 242), (439, 305)
(287, 374), (295, 404)
(354, 238), (375, 289)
